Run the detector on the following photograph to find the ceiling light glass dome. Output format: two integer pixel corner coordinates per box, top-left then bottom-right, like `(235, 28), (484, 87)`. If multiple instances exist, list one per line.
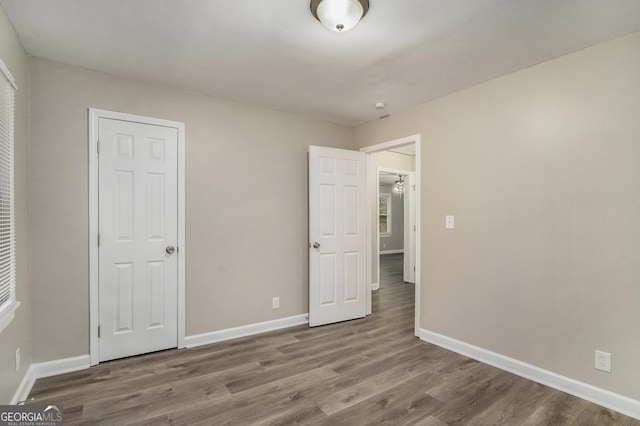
(311, 0), (370, 32)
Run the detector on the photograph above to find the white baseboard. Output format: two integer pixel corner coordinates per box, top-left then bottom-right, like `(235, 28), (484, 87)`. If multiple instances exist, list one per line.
(371, 282), (380, 291)
(11, 365), (36, 405)
(184, 314), (309, 348)
(11, 355), (90, 404)
(419, 329), (640, 421)
(380, 249), (404, 255)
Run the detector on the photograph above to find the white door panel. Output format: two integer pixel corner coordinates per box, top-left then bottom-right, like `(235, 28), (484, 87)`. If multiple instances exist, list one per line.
(309, 146), (367, 327)
(99, 118), (178, 362)
(403, 172), (416, 284)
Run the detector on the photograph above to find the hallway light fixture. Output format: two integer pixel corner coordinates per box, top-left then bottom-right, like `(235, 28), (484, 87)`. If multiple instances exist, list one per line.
(310, 0), (370, 32)
(394, 175), (405, 193)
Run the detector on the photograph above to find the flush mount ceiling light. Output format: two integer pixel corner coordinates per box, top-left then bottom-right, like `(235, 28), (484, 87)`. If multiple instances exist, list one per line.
(310, 0), (370, 32)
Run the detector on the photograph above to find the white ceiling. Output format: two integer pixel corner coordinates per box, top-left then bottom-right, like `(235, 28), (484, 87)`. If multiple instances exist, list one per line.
(2, 0), (640, 126)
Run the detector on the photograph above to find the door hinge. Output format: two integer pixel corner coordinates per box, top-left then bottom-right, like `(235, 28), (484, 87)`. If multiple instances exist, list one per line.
(414, 226), (416, 232)
(97, 233), (100, 246)
(98, 326), (101, 338)
(97, 140), (100, 155)
(414, 266), (416, 272)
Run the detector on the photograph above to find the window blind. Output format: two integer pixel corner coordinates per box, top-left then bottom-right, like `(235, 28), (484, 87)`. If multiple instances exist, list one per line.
(0, 58), (16, 314)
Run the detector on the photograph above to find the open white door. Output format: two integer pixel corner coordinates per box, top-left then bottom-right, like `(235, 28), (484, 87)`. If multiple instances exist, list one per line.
(309, 146), (367, 327)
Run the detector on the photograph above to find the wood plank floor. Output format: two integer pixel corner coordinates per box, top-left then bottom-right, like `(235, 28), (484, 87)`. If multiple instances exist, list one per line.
(28, 254), (639, 425)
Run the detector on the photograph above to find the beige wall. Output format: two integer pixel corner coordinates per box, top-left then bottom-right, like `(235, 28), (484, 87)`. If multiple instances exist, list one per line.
(28, 58), (354, 362)
(354, 31), (640, 400)
(0, 8), (31, 403)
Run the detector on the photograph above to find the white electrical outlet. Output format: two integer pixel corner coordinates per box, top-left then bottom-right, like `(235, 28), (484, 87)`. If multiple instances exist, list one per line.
(15, 348), (20, 371)
(272, 297), (280, 310)
(595, 350), (611, 373)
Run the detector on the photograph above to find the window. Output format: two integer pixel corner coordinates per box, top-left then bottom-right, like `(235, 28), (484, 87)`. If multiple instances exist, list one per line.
(379, 193), (391, 236)
(0, 58), (18, 333)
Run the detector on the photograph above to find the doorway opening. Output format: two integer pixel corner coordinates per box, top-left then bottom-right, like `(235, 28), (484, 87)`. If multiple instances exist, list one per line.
(378, 166), (416, 286)
(360, 135), (421, 337)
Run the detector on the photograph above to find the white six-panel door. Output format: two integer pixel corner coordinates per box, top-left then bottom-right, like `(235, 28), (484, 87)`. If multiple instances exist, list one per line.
(309, 146), (367, 327)
(98, 117), (178, 362)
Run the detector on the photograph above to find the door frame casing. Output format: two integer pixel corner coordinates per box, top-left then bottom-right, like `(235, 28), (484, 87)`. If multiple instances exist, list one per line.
(360, 134), (421, 337)
(88, 108), (186, 366)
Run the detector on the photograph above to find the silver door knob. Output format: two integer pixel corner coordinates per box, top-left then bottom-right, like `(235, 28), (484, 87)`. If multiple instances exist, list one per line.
(312, 242), (320, 249)
(166, 246), (175, 254)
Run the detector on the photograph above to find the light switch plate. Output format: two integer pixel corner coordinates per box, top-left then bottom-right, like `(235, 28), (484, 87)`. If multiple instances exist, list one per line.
(446, 215), (455, 229)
